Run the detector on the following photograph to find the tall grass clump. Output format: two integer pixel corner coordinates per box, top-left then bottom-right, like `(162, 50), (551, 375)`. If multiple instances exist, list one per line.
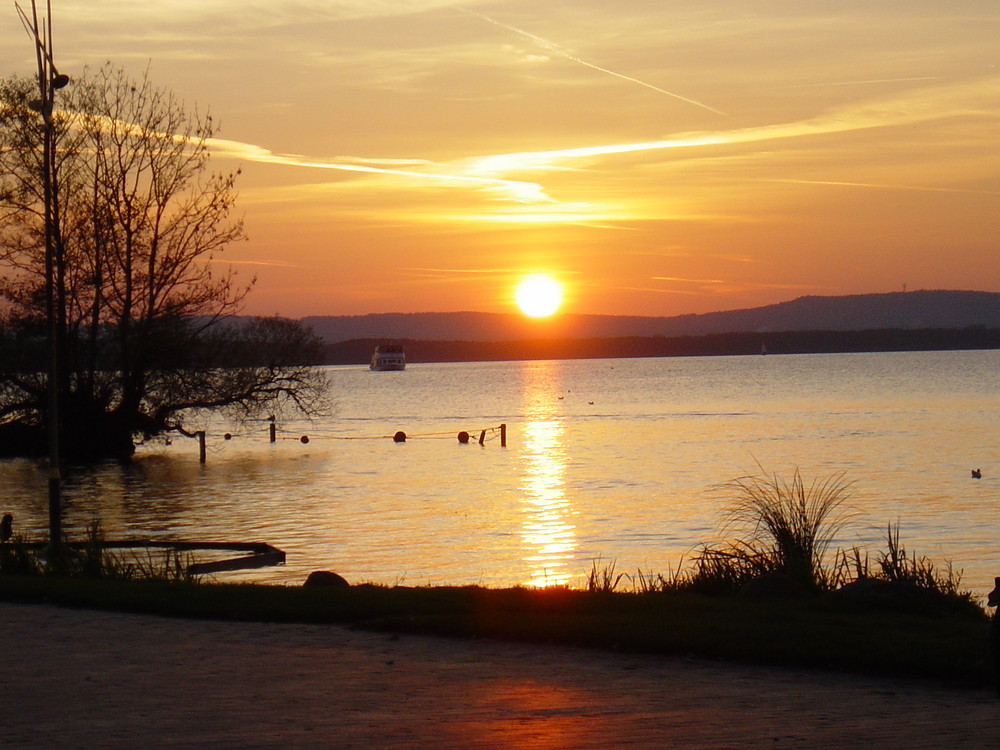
(0, 520), (199, 583)
(875, 522), (964, 594)
(828, 523), (979, 614)
(73, 521), (200, 583)
(0, 536), (43, 575)
(693, 468), (854, 593)
(587, 558), (627, 592)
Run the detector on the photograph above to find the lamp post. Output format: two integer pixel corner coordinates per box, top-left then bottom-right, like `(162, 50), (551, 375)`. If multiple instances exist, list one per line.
(17, 0), (68, 555)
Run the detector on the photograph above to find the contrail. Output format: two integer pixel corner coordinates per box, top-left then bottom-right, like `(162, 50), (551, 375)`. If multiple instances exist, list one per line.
(460, 8), (727, 117)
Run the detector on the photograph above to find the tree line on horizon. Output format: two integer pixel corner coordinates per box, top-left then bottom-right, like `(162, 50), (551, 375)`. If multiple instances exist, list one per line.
(322, 327), (1000, 365)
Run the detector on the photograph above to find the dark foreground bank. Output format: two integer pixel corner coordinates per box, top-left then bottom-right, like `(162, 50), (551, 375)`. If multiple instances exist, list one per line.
(8, 600), (1000, 749)
(0, 574), (992, 690)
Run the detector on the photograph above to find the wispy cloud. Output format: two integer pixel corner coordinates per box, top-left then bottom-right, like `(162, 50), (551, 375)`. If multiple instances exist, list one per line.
(50, 1), (463, 28)
(639, 280), (828, 297)
(209, 258), (309, 269)
(782, 76), (945, 89)
(206, 72), (1000, 229)
(767, 178), (1000, 196)
(401, 266), (526, 276)
(207, 137), (551, 203)
(652, 276), (728, 285)
(461, 74), (1000, 178)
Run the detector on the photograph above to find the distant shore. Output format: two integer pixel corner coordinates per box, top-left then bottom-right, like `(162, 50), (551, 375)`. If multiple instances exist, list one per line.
(322, 327), (1000, 365)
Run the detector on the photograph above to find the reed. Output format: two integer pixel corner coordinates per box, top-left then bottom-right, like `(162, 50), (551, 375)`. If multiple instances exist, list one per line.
(692, 468), (854, 592)
(586, 557), (627, 592)
(877, 522), (964, 593)
(0, 535), (43, 576)
(0, 521), (199, 583)
(833, 522), (971, 601)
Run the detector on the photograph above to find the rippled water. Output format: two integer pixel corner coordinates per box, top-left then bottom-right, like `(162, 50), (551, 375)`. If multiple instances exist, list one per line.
(3, 350), (999, 596)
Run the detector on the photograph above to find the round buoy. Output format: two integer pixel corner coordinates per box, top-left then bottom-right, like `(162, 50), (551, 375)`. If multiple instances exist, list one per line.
(457, 431), (470, 444)
(393, 431), (407, 443)
(300, 435), (310, 444)
(224, 433), (232, 441)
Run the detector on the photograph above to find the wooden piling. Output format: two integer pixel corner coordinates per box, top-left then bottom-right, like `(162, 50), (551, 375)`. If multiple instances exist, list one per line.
(269, 422), (276, 443)
(197, 431), (206, 463)
(500, 423), (507, 447)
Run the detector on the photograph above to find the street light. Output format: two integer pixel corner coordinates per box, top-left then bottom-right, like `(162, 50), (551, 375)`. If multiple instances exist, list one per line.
(16, 0), (67, 555)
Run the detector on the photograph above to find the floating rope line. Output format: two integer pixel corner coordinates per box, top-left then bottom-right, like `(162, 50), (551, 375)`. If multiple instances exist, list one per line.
(272, 424), (506, 443)
(171, 422), (508, 461)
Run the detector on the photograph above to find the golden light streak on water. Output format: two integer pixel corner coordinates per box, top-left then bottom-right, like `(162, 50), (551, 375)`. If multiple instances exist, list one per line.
(519, 361), (576, 586)
(521, 420), (575, 587)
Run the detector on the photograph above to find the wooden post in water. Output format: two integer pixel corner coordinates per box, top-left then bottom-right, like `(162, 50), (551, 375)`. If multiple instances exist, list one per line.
(478, 429), (486, 446)
(197, 431), (206, 463)
(500, 423), (506, 447)
(269, 422), (276, 443)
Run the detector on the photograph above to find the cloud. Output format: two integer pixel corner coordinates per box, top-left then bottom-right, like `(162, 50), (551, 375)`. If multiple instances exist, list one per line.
(206, 72), (1000, 226)
(207, 137), (551, 203)
(651, 276), (727, 285)
(209, 258), (309, 269)
(767, 179), (1000, 196)
(781, 76), (945, 89)
(51, 0), (463, 26)
(401, 266), (525, 277)
(460, 74), (1000, 178)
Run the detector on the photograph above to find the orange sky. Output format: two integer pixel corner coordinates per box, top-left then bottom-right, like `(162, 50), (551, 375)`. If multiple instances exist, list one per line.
(3, 2), (999, 318)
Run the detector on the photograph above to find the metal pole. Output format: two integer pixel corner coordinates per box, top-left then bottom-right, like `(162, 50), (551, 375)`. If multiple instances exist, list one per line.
(19, 0), (64, 554)
(44, 98), (61, 553)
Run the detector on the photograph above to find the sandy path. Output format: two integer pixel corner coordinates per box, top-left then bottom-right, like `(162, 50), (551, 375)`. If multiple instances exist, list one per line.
(1, 601), (998, 749)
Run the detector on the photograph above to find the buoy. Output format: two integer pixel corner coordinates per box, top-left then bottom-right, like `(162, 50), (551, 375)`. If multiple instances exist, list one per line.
(457, 431), (470, 444)
(393, 431), (407, 443)
(300, 435), (310, 444)
(224, 433), (232, 440)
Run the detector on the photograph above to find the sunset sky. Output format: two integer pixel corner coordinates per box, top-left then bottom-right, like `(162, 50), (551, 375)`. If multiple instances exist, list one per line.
(2, 1), (999, 318)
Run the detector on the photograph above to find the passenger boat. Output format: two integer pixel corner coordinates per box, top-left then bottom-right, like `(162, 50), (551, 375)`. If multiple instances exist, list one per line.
(370, 344), (405, 371)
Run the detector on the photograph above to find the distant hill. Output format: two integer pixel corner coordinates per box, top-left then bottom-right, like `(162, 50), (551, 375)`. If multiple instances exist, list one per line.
(303, 290), (1000, 343)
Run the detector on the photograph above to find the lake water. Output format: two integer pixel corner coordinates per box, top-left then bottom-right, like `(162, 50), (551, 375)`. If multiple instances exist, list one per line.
(2, 350), (999, 598)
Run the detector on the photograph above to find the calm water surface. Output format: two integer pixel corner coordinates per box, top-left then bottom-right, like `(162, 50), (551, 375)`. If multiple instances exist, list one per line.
(2, 350), (999, 596)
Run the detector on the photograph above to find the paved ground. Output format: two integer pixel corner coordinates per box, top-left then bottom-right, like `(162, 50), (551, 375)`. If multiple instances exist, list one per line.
(2, 601), (999, 748)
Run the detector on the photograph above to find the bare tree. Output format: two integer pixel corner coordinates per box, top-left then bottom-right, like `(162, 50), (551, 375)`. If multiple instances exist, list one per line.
(0, 65), (328, 460)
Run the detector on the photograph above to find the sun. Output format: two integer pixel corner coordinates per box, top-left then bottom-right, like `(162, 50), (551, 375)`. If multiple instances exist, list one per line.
(515, 274), (564, 318)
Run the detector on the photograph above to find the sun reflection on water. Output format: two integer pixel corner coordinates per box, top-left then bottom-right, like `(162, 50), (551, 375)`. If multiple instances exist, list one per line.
(520, 364), (576, 587)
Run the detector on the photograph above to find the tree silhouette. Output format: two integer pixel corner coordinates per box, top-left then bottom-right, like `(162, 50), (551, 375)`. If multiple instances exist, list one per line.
(0, 65), (327, 460)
